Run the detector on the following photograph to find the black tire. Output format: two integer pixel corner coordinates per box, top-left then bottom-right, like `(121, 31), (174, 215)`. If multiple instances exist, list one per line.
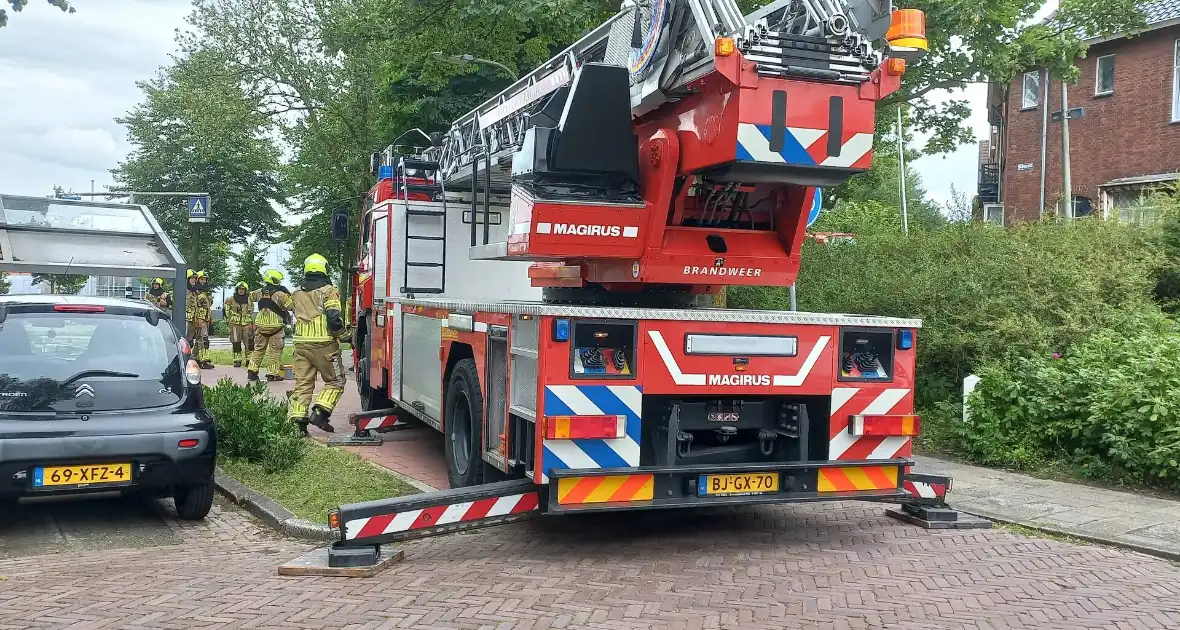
(444, 358), (485, 488)
(355, 321), (389, 412)
(173, 483), (214, 521)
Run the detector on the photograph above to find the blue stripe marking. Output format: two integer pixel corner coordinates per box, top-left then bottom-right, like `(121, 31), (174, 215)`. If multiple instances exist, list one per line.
(33, 467), (43, 487)
(577, 386), (641, 443)
(737, 124), (817, 166)
(540, 385), (644, 481)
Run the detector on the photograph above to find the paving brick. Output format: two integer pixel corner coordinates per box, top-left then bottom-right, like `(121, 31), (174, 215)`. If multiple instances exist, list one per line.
(4, 498), (1180, 628)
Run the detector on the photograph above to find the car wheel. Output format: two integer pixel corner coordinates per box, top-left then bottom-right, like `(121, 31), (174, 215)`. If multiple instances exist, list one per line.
(174, 483), (214, 521)
(444, 358), (485, 489)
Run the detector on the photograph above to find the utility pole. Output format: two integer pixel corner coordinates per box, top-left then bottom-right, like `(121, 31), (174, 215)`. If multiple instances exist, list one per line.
(897, 106), (910, 235)
(1038, 68), (1050, 220)
(1060, 78), (1073, 220)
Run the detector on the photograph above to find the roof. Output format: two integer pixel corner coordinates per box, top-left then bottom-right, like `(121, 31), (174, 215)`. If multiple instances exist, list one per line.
(1100, 172), (1180, 188)
(1085, 0), (1180, 44)
(0, 294), (162, 309)
(1141, 0), (1180, 24)
(0, 194), (189, 324)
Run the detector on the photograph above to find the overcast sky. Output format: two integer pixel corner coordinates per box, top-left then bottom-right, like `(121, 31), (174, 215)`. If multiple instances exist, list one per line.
(0, 0), (988, 209)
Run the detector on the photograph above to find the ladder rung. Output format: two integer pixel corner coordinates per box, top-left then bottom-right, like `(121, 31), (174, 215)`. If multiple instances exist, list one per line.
(407, 209), (446, 216)
(406, 262), (444, 268)
(408, 235), (446, 241)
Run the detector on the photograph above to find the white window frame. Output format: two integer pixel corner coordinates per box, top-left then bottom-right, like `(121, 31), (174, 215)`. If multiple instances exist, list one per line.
(1021, 71), (1041, 110)
(1094, 54), (1115, 96)
(983, 203), (1004, 225)
(1173, 40), (1180, 122)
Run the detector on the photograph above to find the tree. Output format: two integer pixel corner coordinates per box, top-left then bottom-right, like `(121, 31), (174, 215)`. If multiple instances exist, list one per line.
(32, 274), (87, 295)
(112, 48), (285, 266)
(0, 272), (10, 295)
(1, 0), (73, 29)
(233, 239), (267, 288)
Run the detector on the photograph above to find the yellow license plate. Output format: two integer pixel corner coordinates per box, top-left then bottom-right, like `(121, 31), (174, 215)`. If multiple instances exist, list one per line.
(697, 473), (779, 496)
(34, 463), (132, 488)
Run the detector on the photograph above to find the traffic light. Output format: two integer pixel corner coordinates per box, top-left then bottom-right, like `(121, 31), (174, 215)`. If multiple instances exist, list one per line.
(331, 207), (350, 243)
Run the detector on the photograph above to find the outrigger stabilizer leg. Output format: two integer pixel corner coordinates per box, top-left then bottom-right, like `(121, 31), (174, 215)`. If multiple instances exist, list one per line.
(324, 478), (543, 567)
(327, 408), (419, 447)
(885, 472), (992, 530)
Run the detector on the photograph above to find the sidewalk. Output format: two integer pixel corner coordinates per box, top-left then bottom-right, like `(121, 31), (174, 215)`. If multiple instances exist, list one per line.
(914, 455), (1180, 559)
(205, 363), (1180, 559)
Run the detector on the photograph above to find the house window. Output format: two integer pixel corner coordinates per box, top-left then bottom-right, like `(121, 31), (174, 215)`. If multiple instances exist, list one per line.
(1072, 196), (1093, 218)
(983, 203), (1004, 225)
(1105, 189), (1163, 225)
(1022, 71), (1041, 110)
(1173, 40), (1180, 121)
(1095, 55), (1115, 95)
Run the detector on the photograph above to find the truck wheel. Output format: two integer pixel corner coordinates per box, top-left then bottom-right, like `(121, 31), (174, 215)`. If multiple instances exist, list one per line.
(444, 358), (485, 488)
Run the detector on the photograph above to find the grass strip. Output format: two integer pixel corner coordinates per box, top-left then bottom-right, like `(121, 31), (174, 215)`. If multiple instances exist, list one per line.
(220, 443), (418, 522)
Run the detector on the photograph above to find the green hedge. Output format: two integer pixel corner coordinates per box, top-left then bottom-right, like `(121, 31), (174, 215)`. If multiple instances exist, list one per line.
(730, 218), (1170, 450)
(204, 378), (303, 472)
(964, 326), (1180, 491)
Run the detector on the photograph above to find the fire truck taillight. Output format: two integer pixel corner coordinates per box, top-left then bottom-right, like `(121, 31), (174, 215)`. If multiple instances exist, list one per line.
(545, 415), (625, 440)
(850, 414), (920, 437)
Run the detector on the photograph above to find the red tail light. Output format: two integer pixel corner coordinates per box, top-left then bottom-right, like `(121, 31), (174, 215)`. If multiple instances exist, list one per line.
(177, 438), (200, 448)
(850, 414), (920, 437)
(178, 338), (191, 355)
(53, 304), (105, 313)
(545, 415), (625, 440)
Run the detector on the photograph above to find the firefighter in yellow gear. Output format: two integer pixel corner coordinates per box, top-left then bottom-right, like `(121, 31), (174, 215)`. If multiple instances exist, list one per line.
(146, 277), (172, 310)
(223, 282), (255, 368)
(195, 271), (213, 355)
(184, 270), (215, 369)
(288, 253), (348, 435)
(248, 269), (293, 382)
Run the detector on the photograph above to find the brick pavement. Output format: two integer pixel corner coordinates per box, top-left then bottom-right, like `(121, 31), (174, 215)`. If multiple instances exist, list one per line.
(2, 498), (1180, 629)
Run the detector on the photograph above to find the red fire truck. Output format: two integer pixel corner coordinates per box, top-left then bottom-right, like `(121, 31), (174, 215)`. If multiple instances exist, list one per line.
(335, 0), (973, 560)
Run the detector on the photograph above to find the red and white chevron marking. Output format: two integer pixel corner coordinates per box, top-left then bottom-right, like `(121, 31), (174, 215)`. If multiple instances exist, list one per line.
(904, 480), (948, 501)
(344, 492), (540, 541)
(355, 415), (402, 431)
(828, 388), (913, 461)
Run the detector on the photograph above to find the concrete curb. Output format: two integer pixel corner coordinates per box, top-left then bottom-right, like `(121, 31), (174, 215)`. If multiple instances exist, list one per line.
(213, 468), (336, 543)
(954, 505), (1180, 563)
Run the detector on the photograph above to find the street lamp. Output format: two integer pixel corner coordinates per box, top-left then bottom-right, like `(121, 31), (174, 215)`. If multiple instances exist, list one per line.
(430, 52), (518, 81)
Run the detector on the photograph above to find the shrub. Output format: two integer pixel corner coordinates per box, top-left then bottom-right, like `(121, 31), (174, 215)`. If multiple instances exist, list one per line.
(730, 218), (1170, 441)
(964, 326), (1180, 491)
(204, 378), (304, 472)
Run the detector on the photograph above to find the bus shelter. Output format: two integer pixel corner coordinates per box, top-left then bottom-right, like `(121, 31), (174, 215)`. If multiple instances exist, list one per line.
(0, 194), (189, 326)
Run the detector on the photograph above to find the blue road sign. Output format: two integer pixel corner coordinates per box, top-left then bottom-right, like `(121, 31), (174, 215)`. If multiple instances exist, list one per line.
(187, 196), (211, 223)
(806, 188), (823, 228)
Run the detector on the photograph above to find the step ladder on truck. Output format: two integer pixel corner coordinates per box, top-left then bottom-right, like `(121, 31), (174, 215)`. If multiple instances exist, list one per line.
(335, 0), (985, 567)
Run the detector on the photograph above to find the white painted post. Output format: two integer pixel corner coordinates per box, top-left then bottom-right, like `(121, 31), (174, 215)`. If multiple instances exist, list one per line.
(962, 374), (981, 422)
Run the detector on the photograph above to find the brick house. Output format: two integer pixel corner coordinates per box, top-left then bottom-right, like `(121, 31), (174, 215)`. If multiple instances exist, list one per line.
(979, 0), (1180, 224)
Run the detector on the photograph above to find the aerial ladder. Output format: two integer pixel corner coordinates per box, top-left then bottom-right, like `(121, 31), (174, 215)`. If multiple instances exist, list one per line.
(327, 0), (981, 570)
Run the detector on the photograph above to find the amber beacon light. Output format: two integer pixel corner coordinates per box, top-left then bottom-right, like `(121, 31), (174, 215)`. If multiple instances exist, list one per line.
(886, 9), (928, 62)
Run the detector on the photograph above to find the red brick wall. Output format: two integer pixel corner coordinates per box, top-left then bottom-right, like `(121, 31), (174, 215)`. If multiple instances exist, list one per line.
(999, 26), (1180, 222)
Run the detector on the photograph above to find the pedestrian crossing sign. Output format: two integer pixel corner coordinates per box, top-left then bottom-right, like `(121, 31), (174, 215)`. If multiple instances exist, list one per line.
(188, 196), (211, 223)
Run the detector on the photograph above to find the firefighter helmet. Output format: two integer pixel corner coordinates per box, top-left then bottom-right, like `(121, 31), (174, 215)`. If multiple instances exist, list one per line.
(187, 270), (195, 279)
(264, 269), (284, 284)
(235, 281), (248, 291)
(152, 277), (164, 286)
(304, 254), (328, 275)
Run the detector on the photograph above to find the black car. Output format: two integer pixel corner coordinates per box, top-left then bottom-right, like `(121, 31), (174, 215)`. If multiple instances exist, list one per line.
(0, 295), (216, 520)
